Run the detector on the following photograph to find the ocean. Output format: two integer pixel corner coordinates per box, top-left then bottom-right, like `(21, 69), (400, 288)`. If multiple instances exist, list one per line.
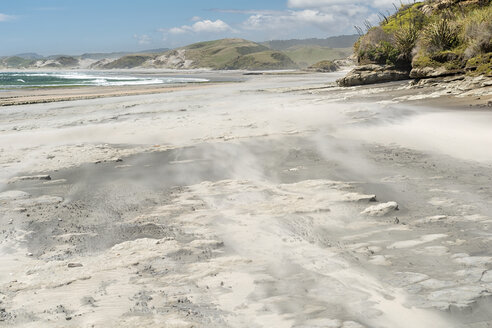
(0, 71), (209, 89)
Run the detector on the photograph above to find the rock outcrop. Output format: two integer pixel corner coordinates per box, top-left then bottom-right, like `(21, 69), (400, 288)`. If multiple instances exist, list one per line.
(307, 60), (339, 72)
(410, 66), (465, 79)
(336, 65), (410, 87)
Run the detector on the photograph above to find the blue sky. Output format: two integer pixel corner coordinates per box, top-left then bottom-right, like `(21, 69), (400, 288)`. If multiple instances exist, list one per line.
(0, 0), (404, 56)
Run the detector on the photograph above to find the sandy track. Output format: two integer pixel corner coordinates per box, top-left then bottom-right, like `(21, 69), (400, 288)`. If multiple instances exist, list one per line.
(0, 72), (492, 327)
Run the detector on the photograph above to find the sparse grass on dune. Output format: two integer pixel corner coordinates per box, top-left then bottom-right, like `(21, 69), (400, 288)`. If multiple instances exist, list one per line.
(102, 54), (155, 69)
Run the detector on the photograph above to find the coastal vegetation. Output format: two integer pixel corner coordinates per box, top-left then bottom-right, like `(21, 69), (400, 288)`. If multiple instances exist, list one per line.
(354, 0), (491, 78)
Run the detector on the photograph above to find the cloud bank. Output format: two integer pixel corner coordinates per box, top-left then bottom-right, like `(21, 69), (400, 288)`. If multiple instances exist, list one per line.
(0, 13), (15, 22)
(159, 0), (411, 45)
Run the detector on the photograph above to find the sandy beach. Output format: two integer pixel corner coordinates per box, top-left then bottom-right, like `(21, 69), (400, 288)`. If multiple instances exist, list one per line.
(1, 71), (492, 328)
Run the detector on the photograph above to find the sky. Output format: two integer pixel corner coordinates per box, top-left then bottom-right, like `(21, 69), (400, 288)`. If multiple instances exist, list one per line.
(0, 0), (408, 56)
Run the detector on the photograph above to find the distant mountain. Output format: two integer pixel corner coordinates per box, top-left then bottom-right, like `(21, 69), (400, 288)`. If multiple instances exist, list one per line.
(263, 35), (359, 51)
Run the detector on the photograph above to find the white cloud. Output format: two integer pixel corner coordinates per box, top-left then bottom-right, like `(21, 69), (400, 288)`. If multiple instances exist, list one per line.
(192, 19), (232, 33)
(134, 34), (151, 45)
(191, 16), (202, 22)
(237, 0), (412, 37)
(164, 19), (235, 35)
(287, 0), (401, 9)
(0, 13), (15, 22)
(243, 10), (335, 31)
(158, 0), (410, 45)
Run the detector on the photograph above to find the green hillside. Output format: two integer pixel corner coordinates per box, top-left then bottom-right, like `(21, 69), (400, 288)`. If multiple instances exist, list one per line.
(102, 54), (154, 69)
(103, 38), (299, 70)
(263, 35), (359, 50)
(224, 51), (297, 70)
(183, 38), (270, 69)
(282, 45), (353, 67)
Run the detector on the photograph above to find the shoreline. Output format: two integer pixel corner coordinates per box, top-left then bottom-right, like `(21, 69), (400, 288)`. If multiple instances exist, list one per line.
(1, 70), (490, 109)
(0, 82), (228, 106)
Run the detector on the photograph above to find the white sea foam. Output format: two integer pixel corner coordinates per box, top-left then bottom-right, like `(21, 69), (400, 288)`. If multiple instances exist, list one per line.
(0, 71), (209, 87)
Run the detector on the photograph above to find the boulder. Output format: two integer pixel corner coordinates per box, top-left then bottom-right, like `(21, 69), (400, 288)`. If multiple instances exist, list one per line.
(361, 201), (399, 216)
(337, 65), (410, 87)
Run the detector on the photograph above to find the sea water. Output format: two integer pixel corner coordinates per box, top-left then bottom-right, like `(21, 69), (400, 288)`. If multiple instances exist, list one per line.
(0, 71), (209, 88)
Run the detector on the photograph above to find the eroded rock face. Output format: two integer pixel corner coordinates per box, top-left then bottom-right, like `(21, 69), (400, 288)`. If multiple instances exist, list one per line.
(336, 65), (410, 87)
(410, 66), (465, 79)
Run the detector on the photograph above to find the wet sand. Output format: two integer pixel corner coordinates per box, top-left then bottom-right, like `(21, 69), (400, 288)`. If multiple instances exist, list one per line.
(0, 83), (222, 106)
(0, 71), (492, 328)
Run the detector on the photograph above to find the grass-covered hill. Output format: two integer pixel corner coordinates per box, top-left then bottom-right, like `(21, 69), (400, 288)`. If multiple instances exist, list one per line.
(102, 38), (353, 70)
(181, 38), (273, 69)
(100, 38), (298, 70)
(263, 35), (359, 50)
(281, 45), (352, 67)
(354, 0), (491, 78)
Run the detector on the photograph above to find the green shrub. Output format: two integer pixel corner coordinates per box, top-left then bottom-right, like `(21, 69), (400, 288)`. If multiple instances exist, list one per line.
(357, 27), (399, 64)
(466, 53), (492, 76)
(382, 3), (427, 34)
(394, 24), (420, 60)
(412, 53), (440, 68)
(422, 18), (461, 52)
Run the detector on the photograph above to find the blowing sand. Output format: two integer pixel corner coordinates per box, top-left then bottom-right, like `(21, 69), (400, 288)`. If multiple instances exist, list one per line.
(0, 71), (492, 328)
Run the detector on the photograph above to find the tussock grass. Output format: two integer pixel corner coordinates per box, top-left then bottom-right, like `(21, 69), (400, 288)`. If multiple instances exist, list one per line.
(422, 18), (461, 52)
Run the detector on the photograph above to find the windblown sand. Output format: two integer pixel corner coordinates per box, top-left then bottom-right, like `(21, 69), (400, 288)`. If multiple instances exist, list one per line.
(0, 71), (492, 328)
